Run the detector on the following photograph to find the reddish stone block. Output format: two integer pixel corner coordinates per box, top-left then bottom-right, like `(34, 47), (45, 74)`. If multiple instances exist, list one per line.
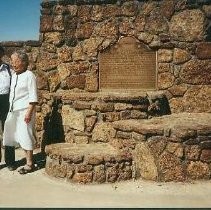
(196, 42), (211, 59)
(201, 150), (211, 163)
(72, 172), (93, 184)
(40, 15), (53, 32)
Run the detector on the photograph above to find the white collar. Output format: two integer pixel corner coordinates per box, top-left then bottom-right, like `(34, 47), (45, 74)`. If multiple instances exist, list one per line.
(0, 64), (3, 71)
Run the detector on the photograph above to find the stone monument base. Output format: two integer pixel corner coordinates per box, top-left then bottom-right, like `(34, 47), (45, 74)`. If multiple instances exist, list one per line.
(45, 113), (211, 183)
(45, 143), (132, 184)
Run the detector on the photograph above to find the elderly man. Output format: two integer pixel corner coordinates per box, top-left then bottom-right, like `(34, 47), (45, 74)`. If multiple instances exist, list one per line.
(0, 46), (15, 171)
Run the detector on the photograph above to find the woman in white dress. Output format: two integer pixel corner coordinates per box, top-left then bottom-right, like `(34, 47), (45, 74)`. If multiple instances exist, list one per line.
(3, 50), (38, 174)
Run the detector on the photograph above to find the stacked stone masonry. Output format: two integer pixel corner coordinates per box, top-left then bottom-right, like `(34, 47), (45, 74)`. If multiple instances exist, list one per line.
(112, 113), (211, 182)
(1, 0), (211, 183)
(45, 143), (133, 183)
(45, 112), (211, 183)
(1, 0), (211, 113)
(37, 91), (169, 148)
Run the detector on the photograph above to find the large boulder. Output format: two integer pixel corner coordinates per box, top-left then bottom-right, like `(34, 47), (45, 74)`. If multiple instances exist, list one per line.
(170, 9), (205, 42)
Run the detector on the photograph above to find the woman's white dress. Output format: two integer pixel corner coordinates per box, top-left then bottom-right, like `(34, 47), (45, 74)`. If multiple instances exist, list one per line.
(3, 70), (38, 150)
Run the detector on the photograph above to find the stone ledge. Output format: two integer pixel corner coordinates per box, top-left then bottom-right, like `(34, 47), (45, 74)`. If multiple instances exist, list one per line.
(112, 113), (211, 135)
(42, 90), (166, 103)
(0, 40), (41, 47)
(45, 143), (133, 184)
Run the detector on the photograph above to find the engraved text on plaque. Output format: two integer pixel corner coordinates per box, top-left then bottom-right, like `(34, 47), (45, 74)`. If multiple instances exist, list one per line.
(99, 37), (156, 90)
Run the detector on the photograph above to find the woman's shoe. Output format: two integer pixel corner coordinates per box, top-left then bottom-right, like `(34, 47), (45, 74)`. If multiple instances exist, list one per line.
(7, 165), (16, 171)
(18, 164), (34, 174)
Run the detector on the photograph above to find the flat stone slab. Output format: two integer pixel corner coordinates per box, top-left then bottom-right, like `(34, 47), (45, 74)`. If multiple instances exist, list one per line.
(45, 143), (132, 162)
(42, 90), (165, 102)
(113, 113), (211, 135)
(45, 143), (133, 184)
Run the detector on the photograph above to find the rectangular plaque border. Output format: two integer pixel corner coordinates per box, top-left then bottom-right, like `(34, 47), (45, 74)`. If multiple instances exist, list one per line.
(99, 51), (158, 92)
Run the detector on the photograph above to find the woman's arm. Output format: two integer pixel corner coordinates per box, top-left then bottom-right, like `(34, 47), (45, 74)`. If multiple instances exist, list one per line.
(25, 72), (38, 124)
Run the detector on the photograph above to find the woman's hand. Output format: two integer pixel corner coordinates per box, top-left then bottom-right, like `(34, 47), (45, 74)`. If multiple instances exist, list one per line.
(24, 111), (32, 124)
(24, 103), (36, 124)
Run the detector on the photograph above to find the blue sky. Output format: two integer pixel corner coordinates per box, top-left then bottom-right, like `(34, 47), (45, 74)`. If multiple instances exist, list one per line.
(0, 0), (41, 41)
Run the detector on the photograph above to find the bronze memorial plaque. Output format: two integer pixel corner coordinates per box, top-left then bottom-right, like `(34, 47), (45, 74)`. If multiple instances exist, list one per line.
(99, 37), (156, 90)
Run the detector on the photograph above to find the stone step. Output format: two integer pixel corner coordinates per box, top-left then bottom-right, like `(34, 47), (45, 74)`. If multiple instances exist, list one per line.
(111, 113), (211, 182)
(45, 113), (211, 183)
(45, 143), (133, 184)
(112, 113), (211, 137)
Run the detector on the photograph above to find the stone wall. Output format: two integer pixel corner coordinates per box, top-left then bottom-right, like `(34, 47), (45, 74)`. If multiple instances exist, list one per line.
(45, 143), (133, 183)
(37, 90), (169, 149)
(45, 112), (211, 183)
(112, 113), (211, 182)
(38, 0), (211, 114)
(1, 0), (211, 148)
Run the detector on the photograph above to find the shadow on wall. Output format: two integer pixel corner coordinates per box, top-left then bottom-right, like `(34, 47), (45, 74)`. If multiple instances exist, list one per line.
(41, 97), (65, 153)
(148, 95), (171, 116)
(206, 23), (211, 41)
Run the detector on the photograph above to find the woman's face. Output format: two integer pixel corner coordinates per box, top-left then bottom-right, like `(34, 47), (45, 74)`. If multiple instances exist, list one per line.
(11, 54), (26, 74)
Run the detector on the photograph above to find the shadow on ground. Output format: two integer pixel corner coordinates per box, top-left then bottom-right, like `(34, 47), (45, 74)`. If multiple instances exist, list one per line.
(0, 151), (46, 172)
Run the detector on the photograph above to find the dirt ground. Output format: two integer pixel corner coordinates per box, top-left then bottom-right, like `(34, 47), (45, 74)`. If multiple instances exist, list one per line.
(0, 148), (211, 208)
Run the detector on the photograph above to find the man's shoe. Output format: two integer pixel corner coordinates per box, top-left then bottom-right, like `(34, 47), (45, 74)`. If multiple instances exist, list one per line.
(7, 165), (16, 171)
